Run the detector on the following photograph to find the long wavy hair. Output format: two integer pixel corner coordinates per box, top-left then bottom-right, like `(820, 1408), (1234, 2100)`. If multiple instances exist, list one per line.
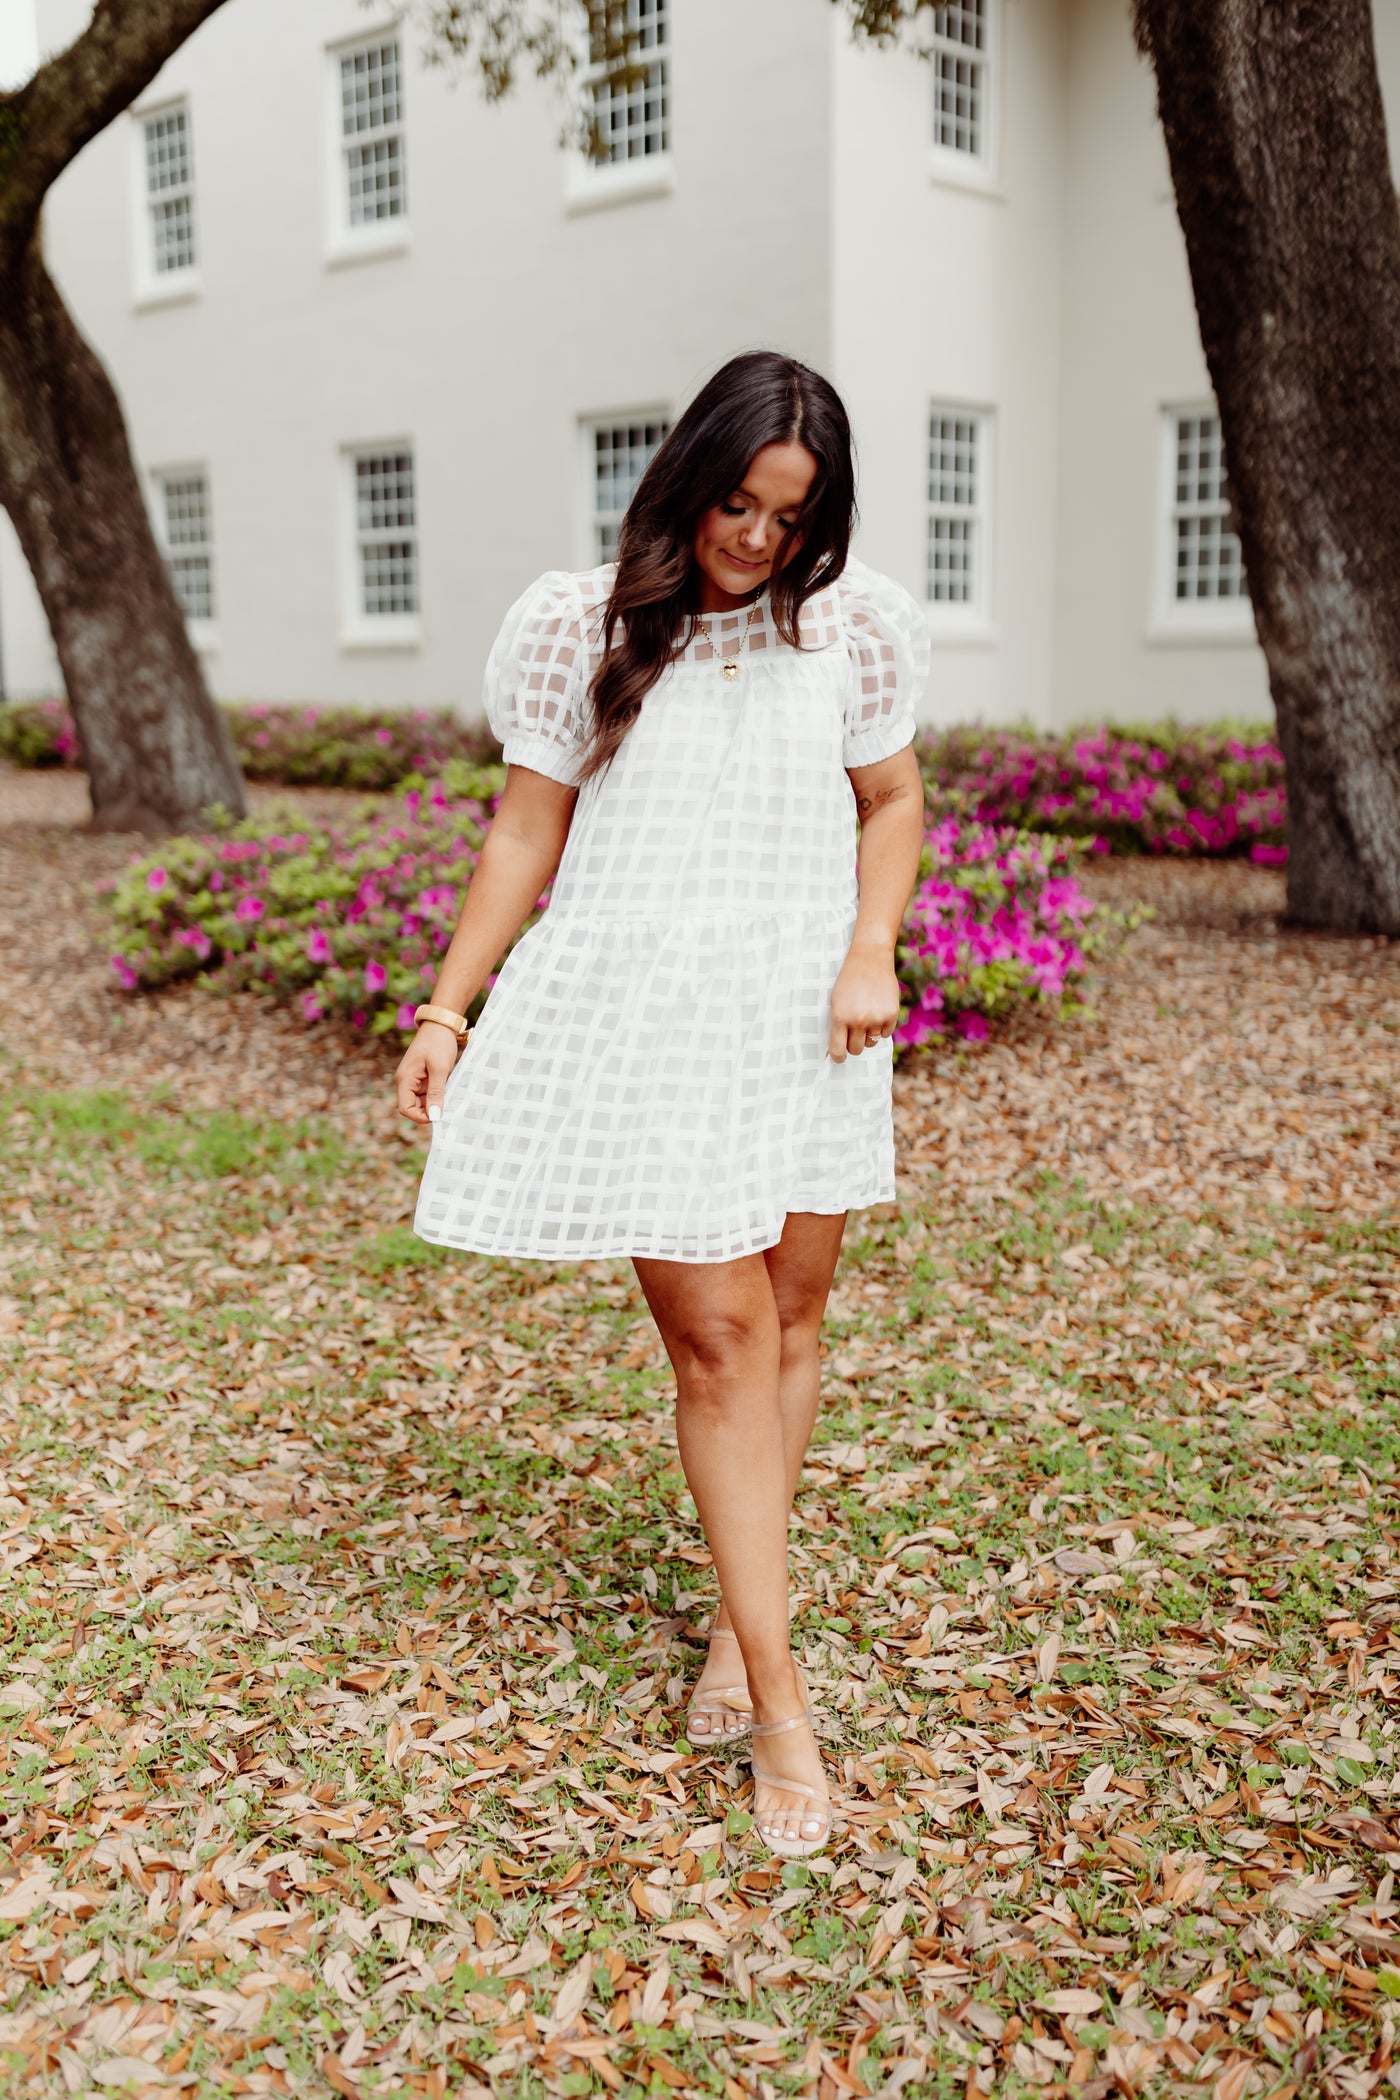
(578, 351), (856, 783)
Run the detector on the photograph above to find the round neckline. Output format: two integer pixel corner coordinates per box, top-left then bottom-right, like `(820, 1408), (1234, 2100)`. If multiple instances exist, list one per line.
(694, 590), (769, 622)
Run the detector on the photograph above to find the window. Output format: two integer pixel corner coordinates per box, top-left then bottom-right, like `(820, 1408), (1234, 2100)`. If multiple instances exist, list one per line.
(351, 448), (419, 626)
(141, 104), (197, 282)
(338, 37), (406, 234)
(929, 0), (998, 180)
(153, 469), (215, 628)
(1166, 410), (1247, 607)
(585, 416), (669, 562)
(927, 407), (989, 617)
(587, 0), (670, 166)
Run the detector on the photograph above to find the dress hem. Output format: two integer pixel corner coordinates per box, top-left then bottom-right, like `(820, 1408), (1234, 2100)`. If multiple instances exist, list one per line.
(412, 1185), (894, 1265)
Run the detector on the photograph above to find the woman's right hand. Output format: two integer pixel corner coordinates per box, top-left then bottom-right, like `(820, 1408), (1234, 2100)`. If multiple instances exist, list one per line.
(396, 1023), (460, 1126)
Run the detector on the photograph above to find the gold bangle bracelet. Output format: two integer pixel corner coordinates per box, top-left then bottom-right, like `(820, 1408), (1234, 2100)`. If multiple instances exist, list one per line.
(414, 1003), (471, 1046)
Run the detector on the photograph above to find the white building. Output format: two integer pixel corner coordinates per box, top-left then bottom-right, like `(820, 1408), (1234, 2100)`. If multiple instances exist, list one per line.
(6, 0), (1397, 728)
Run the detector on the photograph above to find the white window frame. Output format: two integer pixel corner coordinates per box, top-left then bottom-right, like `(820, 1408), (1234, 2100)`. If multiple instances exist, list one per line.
(927, 0), (1001, 195)
(578, 410), (671, 566)
(565, 0), (674, 215)
(925, 403), (994, 635)
(1152, 404), (1254, 641)
(325, 28), (410, 266)
(340, 441), (422, 650)
(131, 98), (201, 308)
(150, 464), (217, 650)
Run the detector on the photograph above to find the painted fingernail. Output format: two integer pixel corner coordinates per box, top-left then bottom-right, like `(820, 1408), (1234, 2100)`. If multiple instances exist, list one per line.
(427, 1105), (441, 1124)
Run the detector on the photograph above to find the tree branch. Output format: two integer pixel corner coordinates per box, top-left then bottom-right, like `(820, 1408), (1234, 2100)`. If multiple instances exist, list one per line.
(0, 0), (232, 274)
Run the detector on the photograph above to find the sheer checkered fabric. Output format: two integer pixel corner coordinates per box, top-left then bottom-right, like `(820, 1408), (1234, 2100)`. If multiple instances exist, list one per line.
(414, 558), (928, 1263)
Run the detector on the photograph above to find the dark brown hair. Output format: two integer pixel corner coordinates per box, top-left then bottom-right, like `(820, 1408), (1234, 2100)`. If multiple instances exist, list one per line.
(579, 351), (856, 782)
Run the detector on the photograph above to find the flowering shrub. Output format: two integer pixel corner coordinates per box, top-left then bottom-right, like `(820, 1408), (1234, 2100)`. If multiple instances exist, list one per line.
(0, 698), (496, 791)
(103, 769), (505, 1034)
(0, 697), (80, 768)
(895, 819), (1125, 1049)
(9, 696), (1286, 861)
(917, 721), (1286, 863)
(227, 705), (497, 790)
(105, 781), (1122, 1052)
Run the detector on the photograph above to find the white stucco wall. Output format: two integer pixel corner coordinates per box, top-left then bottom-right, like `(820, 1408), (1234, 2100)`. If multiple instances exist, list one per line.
(18, 0), (832, 714)
(1050, 0), (1272, 728)
(832, 0), (1070, 729)
(7, 0), (1396, 734)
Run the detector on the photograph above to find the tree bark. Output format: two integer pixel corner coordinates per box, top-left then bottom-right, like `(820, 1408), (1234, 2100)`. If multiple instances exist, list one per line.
(1135, 0), (1400, 934)
(0, 234), (245, 830)
(0, 0), (243, 832)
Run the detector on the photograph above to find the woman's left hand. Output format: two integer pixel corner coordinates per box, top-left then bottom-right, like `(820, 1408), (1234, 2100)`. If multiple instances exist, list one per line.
(828, 944), (902, 1062)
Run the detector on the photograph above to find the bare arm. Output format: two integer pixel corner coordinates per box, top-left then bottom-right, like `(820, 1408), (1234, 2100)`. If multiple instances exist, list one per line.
(828, 743), (925, 1063)
(395, 763), (577, 1122)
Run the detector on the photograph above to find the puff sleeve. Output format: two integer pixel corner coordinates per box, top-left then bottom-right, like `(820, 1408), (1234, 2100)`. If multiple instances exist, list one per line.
(837, 557), (929, 769)
(483, 570), (591, 787)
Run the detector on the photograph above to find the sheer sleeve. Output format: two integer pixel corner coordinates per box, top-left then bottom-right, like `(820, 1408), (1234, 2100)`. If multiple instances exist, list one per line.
(483, 570), (591, 787)
(837, 558), (929, 769)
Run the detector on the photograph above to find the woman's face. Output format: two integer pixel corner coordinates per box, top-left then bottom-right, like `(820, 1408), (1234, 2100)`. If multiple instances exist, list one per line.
(692, 441), (819, 609)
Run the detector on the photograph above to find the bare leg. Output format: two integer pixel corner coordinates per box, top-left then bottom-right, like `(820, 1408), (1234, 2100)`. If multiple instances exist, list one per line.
(696, 1214), (846, 1714)
(635, 1218), (844, 1841)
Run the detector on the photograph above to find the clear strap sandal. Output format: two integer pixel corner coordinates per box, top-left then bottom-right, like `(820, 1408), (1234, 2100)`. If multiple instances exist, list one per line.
(685, 1626), (753, 1743)
(750, 1684), (833, 1859)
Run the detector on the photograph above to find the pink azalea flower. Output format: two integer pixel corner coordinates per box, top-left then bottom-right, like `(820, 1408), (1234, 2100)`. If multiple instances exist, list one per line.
(307, 928), (332, 963)
(364, 959), (387, 993)
(110, 956), (138, 990)
(234, 895), (264, 923)
(146, 867), (167, 891)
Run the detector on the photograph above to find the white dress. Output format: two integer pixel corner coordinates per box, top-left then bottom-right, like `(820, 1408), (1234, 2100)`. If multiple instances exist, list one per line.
(413, 557), (928, 1264)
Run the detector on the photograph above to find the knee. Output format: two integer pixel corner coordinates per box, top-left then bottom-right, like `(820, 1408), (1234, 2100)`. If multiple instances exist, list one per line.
(670, 1307), (763, 1385)
(776, 1298), (825, 1363)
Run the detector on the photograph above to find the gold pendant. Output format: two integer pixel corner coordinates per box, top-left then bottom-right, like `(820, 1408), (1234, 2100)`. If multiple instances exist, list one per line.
(721, 659), (739, 681)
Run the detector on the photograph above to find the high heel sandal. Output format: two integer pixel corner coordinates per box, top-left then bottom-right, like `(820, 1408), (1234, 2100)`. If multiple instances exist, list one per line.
(750, 1676), (833, 1859)
(684, 1626), (753, 1743)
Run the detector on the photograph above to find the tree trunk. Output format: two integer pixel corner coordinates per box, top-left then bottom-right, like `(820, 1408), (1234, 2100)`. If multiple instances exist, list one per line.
(1135, 0), (1400, 934)
(0, 232), (245, 830)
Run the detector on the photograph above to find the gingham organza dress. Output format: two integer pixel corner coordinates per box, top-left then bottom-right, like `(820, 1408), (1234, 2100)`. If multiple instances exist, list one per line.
(413, 557), (928, 1263)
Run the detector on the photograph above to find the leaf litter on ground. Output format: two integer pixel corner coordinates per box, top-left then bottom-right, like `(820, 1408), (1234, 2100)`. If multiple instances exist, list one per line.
(0, 768), (1397, 2099)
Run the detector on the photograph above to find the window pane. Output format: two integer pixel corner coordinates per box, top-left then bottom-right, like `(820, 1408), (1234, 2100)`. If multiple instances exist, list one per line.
(589, 418), (669, 561)
(144, 109), (191, 195)
(360, 541), (419, 617)
(161, 476), (211, 548)
(356, 453), (416, 533)
(590, 0), (669, 163)
(346, 135), (406, 223)
(932, 1), (986, 50)
(929, 515), (976, 603)
(928, 416), (978, 508)
(341, 41), (402, 136)
(928, 410), (982, 606)
(1169, 411), (1246, 602)
(932, 0), (986, 155)
(170, 554), (213, 624)
(151, 196), (195, 274)
(158, 473), (214, 622)
(355, 452), (419, 617)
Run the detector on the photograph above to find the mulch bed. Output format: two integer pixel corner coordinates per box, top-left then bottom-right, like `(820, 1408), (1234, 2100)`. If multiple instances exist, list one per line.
(0, 761), (1396, 2100)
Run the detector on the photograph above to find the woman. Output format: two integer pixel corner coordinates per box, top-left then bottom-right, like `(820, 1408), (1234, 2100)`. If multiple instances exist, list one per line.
(396, 351), (926, 1857)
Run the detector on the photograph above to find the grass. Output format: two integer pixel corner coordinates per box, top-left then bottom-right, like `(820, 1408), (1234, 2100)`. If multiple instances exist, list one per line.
(0, 1084), (1396, 2100)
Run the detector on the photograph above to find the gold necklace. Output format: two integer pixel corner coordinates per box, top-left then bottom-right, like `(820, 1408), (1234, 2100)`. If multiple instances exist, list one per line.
(704, 593), (761, 680)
